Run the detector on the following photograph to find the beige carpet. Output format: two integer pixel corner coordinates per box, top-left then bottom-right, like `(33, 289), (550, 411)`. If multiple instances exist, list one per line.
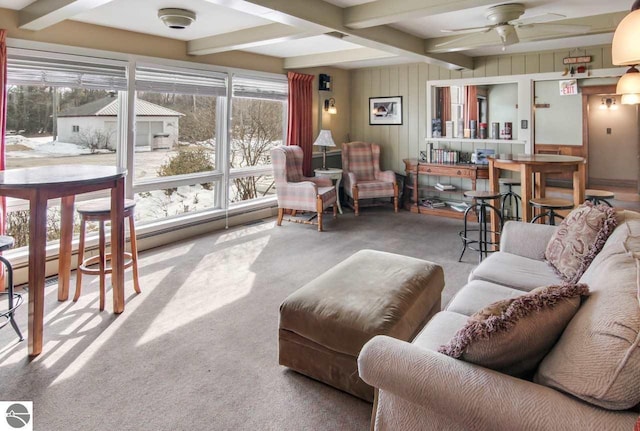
(0, 208), (491, 430)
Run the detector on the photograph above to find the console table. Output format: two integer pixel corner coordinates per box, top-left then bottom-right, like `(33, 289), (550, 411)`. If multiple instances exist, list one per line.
(403, 159), (489, 219)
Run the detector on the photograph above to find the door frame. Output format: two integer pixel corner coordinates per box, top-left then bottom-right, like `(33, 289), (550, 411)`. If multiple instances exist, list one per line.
(581, 84), (617, 188)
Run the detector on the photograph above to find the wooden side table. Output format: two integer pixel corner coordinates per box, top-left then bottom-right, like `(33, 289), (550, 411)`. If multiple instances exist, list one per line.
(315, 168), (343, 214)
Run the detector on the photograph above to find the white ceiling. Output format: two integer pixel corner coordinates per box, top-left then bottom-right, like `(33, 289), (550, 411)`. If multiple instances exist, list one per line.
(2, 0), (634, 70)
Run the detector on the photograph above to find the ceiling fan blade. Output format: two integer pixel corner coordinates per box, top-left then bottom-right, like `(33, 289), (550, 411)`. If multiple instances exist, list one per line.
(440, 26), (492, 35)
(519, 23), (591, 34)
(511, 13), (565, 26)
(434, 31), (491, 48)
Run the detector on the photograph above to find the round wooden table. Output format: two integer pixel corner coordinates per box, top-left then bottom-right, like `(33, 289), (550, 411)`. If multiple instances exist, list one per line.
(0, 165), (127, 356)
(488, 154), (586, 243)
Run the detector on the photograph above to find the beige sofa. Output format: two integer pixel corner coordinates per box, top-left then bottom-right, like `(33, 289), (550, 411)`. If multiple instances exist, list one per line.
(358, 211), (640, 431)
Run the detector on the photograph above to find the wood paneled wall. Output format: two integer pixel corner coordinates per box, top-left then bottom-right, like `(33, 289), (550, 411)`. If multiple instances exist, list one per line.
(349, 45), (615, 174)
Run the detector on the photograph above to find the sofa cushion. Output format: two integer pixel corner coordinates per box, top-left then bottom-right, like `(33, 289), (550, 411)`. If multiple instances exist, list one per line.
(446, 280), (525, 316)
(545, 202), (617, 284)
(411, 311), (469, 352)
(468, 252), (562, 292)
(438, 284), (589, 376)
(536, 218), (640, 410)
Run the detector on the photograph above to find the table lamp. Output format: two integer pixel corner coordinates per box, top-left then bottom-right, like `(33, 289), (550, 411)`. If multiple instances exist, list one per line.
(313, 130), (336, 170)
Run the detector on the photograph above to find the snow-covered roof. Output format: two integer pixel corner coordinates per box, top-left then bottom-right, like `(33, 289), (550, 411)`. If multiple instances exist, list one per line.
(58, 96), (184, 118)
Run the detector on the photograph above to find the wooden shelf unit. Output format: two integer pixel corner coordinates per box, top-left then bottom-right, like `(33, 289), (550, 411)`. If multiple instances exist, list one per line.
(403, 159), (489, 219)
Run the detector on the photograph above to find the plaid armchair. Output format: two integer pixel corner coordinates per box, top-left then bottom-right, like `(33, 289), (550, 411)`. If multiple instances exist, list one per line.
(271, 146), (337, 232)
(342, 142), (398, 216)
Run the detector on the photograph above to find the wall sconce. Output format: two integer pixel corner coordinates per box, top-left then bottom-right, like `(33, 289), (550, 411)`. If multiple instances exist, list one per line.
(599, 97), (618, 110)
(612, 1), (640, 104)
(324, 98), (337, 115)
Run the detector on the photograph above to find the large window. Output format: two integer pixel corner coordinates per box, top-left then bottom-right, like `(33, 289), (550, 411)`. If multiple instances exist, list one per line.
(5, 52), (128, 247)
(4, 50), (288, 248)
(132, 65), (227, 223)
(229, 75), (287, 204)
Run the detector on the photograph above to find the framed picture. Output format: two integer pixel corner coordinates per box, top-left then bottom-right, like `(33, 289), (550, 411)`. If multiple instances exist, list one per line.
(369, 96), (403, 125)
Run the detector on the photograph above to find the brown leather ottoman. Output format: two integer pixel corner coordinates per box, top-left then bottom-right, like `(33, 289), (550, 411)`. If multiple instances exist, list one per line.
(278, 249), (444, 402)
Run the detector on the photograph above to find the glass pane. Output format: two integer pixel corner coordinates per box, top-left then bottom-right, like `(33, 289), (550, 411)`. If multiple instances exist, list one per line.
(134, 92), (217, 182)
(230, 98), (284, 169)
(230, 174), (275, 204)
(134, 183), (217, 223)
(5, 86), (119, 169)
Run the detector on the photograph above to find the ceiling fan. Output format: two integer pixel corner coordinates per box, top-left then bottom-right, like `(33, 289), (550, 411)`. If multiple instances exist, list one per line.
(436, 3), (591, 50)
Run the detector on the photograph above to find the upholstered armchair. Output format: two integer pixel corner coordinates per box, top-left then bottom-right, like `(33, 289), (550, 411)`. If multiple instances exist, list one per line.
(271, 146), (337, 232)
(342, 142), (398, 216)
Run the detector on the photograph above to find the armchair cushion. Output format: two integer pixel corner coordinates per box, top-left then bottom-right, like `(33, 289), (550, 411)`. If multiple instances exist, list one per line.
(344, 142), (375, 181)
(545, 202), (617, 283)
(439, 284), (589, 376)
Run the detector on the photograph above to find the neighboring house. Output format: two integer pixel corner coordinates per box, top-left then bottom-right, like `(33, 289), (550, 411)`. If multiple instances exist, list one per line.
(57, 95), (184, 150)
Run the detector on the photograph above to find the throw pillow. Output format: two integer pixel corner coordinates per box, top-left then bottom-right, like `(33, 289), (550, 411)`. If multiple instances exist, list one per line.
(545, 202), (617, 283)
(438, 283), (589, 376)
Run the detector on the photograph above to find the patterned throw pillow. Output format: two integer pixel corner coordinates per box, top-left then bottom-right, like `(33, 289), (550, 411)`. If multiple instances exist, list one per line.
(438, 284), (589, 376)
(545, 202), (617, 283)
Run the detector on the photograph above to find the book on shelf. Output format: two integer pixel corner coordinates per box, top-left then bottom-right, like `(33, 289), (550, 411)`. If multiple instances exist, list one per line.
(435, 182), (456, 191)
(420, 198), (446, 208)
(445, 201), (470, 212)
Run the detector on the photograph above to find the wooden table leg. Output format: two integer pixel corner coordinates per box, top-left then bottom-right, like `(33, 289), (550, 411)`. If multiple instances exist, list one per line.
(28, 191), (48, 356)
(573, 162), (586, 206)
(58, 196), (75, 301)
(111, 178), (125, 314)
(520, 164), (533, 222)
(489, 159), (500, 246)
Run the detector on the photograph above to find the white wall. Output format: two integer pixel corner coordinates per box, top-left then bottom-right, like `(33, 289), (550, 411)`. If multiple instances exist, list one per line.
(488, 83), (518, 140)
(534, 80), (582, 146)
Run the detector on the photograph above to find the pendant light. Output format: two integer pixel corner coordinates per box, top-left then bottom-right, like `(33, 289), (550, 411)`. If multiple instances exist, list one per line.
(612, 0), (640, 104)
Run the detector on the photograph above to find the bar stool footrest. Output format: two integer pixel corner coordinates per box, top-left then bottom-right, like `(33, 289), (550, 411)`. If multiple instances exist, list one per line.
(79, 252), (134, 276)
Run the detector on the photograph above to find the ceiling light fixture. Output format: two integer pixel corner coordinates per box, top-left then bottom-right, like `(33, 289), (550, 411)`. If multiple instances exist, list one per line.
(612, 0), (640, 104)
(158, 8), (196, 30)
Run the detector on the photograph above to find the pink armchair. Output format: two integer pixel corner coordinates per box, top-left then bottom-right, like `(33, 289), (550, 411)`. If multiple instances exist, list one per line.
(342, 142), (398, 216)
(271, 146), (337, 232)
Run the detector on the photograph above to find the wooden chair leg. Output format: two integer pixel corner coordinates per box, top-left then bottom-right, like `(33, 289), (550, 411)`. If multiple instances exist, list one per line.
(393, 183), (399, 213)
(277, 208), (284, 226)
(129, 216), (141, 295)
(333, 202), (337, 218)
(74, 218), (86, 302)
(353, 186), (360, 216)
(98, 221), (106, 311)
(317, 196), (323, 232)
(291, 210), (297, 217)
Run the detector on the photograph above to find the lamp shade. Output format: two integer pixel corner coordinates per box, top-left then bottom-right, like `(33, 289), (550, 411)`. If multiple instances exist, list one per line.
(616, 66), (640, 95)
(313, 130), (336, 147)
(621, 93), (640, 104)
(612, 1), (640, 66)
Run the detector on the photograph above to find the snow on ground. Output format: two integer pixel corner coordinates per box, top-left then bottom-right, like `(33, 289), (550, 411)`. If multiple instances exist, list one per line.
(6, 134), (92, 158)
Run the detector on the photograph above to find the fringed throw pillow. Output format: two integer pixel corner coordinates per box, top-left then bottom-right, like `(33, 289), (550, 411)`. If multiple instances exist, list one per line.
(438, 284), (589, 376)
(545, 202), (617, 283)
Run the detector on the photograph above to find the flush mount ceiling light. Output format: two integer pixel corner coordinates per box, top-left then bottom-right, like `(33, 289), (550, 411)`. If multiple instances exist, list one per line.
(158, 8), (196, 29)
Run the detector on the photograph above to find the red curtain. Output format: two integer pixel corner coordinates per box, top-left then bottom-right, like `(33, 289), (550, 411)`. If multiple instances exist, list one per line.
(465, 85), (478, 129)
(0, 30), (6, 237)
(286, 72), (314, 177)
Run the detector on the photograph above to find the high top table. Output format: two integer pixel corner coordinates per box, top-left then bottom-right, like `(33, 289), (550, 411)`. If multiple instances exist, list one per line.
(0, 165), (126, 356)
(488, 154), (586, 244)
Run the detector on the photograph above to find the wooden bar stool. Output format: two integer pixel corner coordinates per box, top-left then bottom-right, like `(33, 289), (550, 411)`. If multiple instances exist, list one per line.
(74, 198), (141, 310)
(585, 189), (615, 207)
(459, 191), (503, 264)
(0, 236), (24, 341)
(530, 198), (574, 226)
(499, 178), (522, 221)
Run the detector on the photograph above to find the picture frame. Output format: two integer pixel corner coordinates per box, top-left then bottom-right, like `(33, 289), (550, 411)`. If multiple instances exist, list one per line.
(369, 96), (403, 125)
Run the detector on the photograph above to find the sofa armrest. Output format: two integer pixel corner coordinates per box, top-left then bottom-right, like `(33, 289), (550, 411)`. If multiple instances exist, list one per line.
(358, 336), (637, 431)
(500, 221), (557, 260)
